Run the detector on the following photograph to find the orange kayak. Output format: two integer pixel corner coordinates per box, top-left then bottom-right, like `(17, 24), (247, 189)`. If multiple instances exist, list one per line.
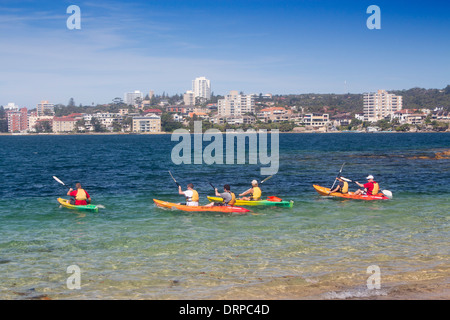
(313, 185), (390, 200)
(153, 199), (251, 213)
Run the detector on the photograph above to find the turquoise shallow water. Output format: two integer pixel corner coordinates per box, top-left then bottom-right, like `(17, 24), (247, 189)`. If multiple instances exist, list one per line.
(0, 133), (449, 299)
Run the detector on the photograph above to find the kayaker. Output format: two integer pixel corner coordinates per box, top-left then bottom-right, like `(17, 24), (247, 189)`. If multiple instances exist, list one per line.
(178, 183), (199, 206)
(328, 177), (349, 194)
(205, 184), (236, 207)
(239, 180), (262, 201)
(67, 183), (91, 205)
(354, 175), (380, 196)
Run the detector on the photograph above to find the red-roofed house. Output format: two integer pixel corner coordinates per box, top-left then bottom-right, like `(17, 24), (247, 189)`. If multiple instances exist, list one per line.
(66, 113), (84, 120)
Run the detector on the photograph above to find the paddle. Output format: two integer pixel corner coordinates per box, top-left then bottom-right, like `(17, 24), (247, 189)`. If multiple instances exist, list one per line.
(339, 176), (393, 199)
(330, 162), (346, 191)
(53, 176), (89, 204)
(53, 176), (71, 190)
(260, 175), (273, 184)
(168, 171), (180, 187)
(208, 182), (216, 191)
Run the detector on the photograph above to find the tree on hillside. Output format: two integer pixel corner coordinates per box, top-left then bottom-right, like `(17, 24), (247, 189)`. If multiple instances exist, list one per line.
(90, 117), (105, 132)
(161, 113), (183, 132)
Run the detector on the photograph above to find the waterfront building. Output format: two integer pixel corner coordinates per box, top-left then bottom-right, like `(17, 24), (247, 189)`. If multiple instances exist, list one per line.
(132, 114), (161, 133)
(53, 117), (77, 133)
(28, 115), (54, 132)
(363, 90), (403, 122)
(6, 107), (28, 133)
(300, 113), (330, 127)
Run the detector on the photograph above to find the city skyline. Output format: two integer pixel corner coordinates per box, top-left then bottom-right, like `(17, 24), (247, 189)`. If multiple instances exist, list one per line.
(1, 0), (449, 107)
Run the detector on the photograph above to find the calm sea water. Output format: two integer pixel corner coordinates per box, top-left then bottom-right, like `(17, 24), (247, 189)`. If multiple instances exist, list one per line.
(0, 133), (449, 299)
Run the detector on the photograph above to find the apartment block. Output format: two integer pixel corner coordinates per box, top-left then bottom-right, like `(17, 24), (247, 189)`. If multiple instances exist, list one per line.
(363, 90), (403, 122)
(53, 117), (77, 133)
(218, 91), (255, 117)
(132, 114), (161, 133)
(37, 101), (55, 116)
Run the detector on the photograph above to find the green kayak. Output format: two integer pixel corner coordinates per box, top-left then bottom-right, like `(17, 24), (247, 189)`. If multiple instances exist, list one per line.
(207, 196), (294, 208)
(57, 198), (99, 213)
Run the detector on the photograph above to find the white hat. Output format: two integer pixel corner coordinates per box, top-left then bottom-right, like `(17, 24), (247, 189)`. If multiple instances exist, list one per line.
(251, 180), (258, 185)
(366, 175), (374, 180)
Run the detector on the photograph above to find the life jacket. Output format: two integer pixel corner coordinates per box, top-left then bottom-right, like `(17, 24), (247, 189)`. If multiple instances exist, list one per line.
(372, 182), (379, 195)
(186, 189), (199, 203)
(75, 189), (87, 201)
(252, 187), (262, 200)
(341, 181), (349, 194)
(225, 192), (236, 206)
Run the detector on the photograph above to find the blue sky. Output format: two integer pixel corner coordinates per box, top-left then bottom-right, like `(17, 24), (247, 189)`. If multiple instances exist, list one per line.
(0, 0), (449, 108)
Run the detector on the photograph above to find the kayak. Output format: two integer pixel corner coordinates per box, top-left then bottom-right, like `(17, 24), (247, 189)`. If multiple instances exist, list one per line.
(153, 199), (250, 214)
(57, 198), (99, 213)
(207, 196), (294, 208)
(313, 185), (390, 200)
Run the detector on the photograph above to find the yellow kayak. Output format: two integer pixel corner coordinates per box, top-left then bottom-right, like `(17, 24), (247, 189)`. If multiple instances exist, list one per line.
(57, 198), (99, 213)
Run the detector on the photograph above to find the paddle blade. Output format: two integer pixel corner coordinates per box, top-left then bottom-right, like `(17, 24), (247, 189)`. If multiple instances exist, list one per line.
(382, 190), (393, 199)
(339, 176), (353, 182)
(261, 175), (273, 184)
(53, 176), (65, 186)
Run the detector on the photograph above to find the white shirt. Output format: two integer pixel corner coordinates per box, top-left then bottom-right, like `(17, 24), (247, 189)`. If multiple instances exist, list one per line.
(183, 190), (199, 206)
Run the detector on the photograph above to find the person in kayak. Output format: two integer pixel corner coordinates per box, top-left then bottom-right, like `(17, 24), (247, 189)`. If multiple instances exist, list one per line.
(239, 180), (262, 201)
(178, 183), (199, 206)
(328, 177), (349, 194)
(67, 183), (91, 205)
(354, 175), (380, 196)
(205, 184), (236, 207)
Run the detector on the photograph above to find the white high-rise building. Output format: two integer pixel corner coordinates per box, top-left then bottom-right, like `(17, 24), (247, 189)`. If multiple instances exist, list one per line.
(363, 89), (403, 122)
(192, 77), (211, 101)
(124, 90), (144, 106)
(218, 91), (255, 116)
